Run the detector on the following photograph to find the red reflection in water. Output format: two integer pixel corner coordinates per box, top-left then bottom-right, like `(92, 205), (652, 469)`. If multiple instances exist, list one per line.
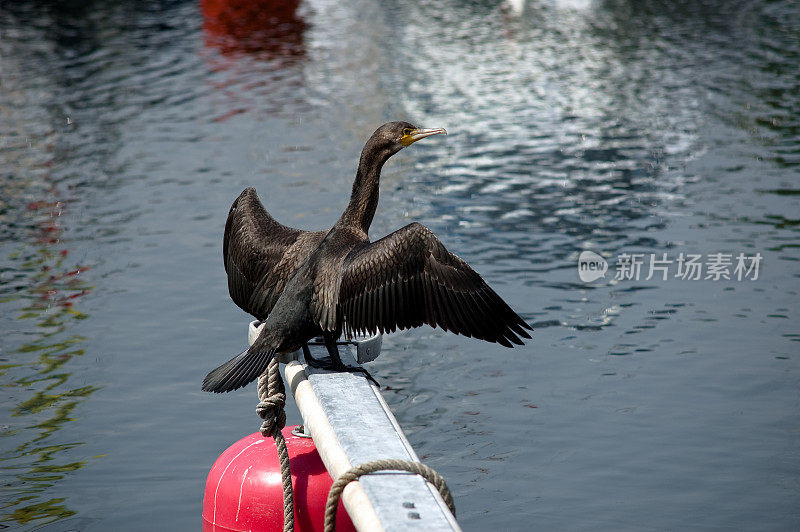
(26, 194), (91, 311)
(201, 0), (306, 61)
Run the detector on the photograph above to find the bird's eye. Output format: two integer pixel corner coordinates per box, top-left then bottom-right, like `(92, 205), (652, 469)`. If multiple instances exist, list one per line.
(402, 128), (412, 136)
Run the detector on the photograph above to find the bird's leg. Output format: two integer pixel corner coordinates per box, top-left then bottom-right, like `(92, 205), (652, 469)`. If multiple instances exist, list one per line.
(309, 334), (380, 387)
(301, 343), (315, 363)
(323, 334), (344, 368)
(303, 342), (332, 369)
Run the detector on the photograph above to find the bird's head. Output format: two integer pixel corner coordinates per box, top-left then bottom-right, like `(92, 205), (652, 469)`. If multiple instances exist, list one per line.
(366, 121), (447, 158)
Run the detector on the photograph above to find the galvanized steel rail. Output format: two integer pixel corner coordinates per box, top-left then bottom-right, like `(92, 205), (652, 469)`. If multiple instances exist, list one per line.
(248, 322), (461, 532)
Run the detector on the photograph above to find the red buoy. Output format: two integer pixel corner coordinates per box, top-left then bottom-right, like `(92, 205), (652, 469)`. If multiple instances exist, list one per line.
(203, 427), (355, 532)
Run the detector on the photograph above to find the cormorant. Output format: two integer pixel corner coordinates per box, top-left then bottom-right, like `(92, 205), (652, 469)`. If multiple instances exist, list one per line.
(203, 121), (531, 393)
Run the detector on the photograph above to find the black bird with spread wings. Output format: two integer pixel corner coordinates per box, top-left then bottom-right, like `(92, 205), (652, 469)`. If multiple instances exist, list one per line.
(203, 122), (531, 393)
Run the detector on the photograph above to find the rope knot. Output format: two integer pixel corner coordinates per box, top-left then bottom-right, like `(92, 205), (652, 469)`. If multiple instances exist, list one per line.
(256, 392), (287, 436)
(257, 360), (287, 436)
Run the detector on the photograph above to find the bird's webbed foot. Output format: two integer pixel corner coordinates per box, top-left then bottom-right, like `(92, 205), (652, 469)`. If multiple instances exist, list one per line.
(302, 341), (380, 387)
(335, 363), (381, 388)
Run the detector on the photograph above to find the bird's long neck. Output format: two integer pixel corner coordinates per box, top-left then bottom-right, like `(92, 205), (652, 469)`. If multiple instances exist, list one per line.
(338, 145), (392, 234)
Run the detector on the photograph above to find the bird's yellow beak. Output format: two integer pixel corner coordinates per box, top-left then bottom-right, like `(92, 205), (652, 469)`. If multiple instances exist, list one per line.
(401, 127), (447, 147)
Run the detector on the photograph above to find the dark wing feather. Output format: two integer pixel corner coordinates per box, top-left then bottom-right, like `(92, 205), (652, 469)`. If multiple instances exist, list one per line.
(337, 222), (532, 346)
(224, 188), (325, 320)
(201, 344), (276, 393)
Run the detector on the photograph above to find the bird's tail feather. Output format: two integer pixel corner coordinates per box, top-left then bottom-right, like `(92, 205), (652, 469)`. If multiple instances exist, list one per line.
(202, 347), (276, 393)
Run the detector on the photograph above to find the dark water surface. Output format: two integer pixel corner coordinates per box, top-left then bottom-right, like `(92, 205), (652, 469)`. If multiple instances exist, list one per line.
(1, 0), (798, 529)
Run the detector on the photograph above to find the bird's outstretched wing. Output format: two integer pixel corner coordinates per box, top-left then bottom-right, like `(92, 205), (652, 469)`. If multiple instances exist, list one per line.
(224, 188), (325, 320)
(337, 222), (532, 346)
